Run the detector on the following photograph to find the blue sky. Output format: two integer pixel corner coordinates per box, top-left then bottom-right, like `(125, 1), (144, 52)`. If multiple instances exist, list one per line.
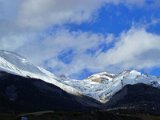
(67, 3), (160, 35)
(0, 0), (160, 79)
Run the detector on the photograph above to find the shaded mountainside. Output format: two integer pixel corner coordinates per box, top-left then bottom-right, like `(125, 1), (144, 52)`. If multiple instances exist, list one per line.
(0, 71), (101, 113)
(1, 70), (160, 119)
(106, 83), (160, 114)
(1, 71), (160, 114)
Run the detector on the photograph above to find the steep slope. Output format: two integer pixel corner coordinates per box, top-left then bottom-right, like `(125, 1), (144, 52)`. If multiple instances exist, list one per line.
(0, 71), (101, 112)
(0, 50), (57, 79)
(106, 83), (160, 114)
(0, 50), (81, 95)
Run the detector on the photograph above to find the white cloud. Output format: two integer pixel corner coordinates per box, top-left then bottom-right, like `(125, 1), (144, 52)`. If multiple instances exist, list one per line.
(30, 27), (160, 77)
(0, 0), (134, 52)
(0, 0), (160, 78)
(0, 0), (157, 30)
(0, 35), (28, 51)
(16, 0), (149, 29)
(96, 27), (160, 72)
(18, 29), (113, 75)
(18, 27), (160, 78)
(17, 0), (105, 29)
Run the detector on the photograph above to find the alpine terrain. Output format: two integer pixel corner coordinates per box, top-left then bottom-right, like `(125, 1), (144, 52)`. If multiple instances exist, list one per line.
(0, 50), (160, 120)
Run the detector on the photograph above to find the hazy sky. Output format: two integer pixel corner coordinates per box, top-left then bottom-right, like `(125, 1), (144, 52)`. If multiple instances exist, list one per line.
(0, 0), (160, 79)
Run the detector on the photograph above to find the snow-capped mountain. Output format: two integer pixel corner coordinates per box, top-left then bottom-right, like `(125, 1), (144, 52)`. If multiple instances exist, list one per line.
(0, 50), (81, 95)
(62, 70), (160, 103)
(87, 72), (115, 83)
(0, 50), (160, 104)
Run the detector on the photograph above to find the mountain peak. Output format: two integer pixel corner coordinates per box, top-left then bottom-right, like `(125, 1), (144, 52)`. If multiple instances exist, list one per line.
(129, 70), (141, 76)
(118, 70), (142, 78)
(87, 72), (115, 83)
(120, 70), (141, 75)
(97, 72), (115, 77)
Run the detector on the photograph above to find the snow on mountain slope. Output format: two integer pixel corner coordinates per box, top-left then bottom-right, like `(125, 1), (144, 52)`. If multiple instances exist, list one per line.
(63, 70), (160, 103)
(0, 50), (81, 95)
(0, 50), (160, 104)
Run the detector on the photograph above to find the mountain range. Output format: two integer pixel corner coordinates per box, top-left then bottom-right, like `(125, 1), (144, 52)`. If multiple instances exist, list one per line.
(0, 50), (160, 118)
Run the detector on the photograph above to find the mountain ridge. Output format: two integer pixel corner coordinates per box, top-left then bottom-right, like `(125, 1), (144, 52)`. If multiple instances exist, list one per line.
(0, 71), (102, 112)
(0, 50), (160, 104)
